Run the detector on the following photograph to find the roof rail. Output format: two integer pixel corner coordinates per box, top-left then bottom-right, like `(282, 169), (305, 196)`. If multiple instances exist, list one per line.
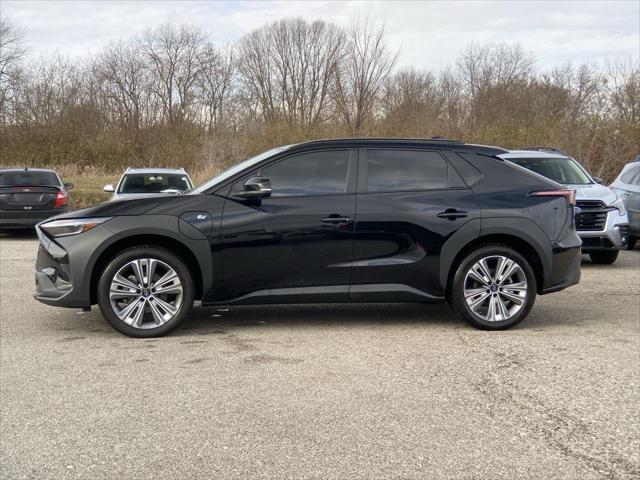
(522, 146), (573, 157)
(429, 136), (462, 142)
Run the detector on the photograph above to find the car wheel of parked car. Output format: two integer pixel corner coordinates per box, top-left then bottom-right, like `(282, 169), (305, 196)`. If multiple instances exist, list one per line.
(588, 250), (619, 264)
(626, 237), (637, 250)
(97, 246), (194, 337)
(450, 245), (536, 330)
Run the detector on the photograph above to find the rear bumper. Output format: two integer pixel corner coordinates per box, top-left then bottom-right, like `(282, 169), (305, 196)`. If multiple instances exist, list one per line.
(541, 231), (582, 295)
(0, 208), (67, 229)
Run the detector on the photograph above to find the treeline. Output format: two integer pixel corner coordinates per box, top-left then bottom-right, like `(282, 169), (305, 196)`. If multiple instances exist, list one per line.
(0, 17), (638, 181)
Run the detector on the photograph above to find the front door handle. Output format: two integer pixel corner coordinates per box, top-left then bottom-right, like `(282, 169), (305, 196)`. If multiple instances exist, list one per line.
(321, 215), (352, 224)
(437, 209), (468, 220)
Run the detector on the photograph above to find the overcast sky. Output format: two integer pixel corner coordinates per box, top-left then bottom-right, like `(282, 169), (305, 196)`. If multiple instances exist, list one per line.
(2, 0), (638, 70)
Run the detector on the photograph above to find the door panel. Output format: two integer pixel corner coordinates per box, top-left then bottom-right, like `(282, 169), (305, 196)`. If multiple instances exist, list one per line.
(218, 148), (357, 302)
(351, 189), (479, 298)
(220, 194), (356, 301)
(351, 148), (480, 299)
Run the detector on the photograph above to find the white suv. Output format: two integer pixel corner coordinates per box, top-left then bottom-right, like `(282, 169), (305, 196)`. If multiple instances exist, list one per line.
(104, 168), (194, 201)
(501, 148), (629, 264)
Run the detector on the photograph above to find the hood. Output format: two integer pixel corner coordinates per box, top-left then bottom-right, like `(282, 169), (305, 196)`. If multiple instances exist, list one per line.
(566, 183), (618, 205)
(52, 194), (176, 220)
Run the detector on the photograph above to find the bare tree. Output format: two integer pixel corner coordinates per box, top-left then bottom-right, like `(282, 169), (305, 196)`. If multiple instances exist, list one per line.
(0, 17), (28, 122)
(381, 68), (442, 137)
(198, 44), (236, 133)
(141, 24), (208, 124)
(238, 18), (345, 129)
(94, 41), (148, 131)
(333, 19), (398, 135)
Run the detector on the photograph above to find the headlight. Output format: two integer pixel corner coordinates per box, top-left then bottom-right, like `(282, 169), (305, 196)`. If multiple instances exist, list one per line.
(40, 217), (112, 237)
(611, 197), (626, 216)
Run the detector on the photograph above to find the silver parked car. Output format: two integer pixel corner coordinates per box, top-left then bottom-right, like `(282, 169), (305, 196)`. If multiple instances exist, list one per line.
(500, 148), (629, 264)
(610, 156), (640, 250)
(104, 168), (194, 201)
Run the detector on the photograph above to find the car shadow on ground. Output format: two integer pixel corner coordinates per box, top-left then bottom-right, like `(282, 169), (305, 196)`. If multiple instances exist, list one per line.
(180, 302), (462, 334)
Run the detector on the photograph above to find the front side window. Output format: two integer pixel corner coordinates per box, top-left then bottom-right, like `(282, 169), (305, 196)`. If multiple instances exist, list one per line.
(118, 174), (191, 194)
(260, 150), (351, 197)
(365, 149), (449, 192)
(508, 157), (592, 185)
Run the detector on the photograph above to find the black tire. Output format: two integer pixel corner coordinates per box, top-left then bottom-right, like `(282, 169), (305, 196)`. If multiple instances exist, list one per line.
(589, 250), (619, 264)
(450, 244), (537, 330)
(626, 236), (637, 251)
(97, 246), (195, 337)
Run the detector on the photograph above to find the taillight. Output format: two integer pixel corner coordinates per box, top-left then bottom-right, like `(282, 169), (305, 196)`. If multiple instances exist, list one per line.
(530, 189), (576, 206)
(54, 191), (68, 208)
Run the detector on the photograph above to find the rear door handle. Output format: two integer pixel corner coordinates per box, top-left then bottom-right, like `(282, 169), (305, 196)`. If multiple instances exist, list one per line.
(437, 209), (468, 220)
(321, 215), (352, 224)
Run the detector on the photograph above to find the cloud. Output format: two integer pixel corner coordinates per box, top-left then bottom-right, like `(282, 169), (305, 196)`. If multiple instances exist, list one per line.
(1, 0), (638, 69)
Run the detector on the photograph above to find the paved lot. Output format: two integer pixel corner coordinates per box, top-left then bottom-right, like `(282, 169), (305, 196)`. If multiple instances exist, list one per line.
(0, 233), (638, 480)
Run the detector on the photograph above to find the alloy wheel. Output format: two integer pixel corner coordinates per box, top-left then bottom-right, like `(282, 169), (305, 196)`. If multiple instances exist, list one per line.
(463, 255), (528, 322)
(109, 258), (183, 329)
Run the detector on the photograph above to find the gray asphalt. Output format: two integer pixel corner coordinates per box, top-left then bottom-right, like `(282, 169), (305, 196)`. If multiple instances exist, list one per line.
(0, 234), (638, 480)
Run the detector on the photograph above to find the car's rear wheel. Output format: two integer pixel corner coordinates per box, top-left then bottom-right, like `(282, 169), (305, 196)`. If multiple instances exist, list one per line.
(97, 246), (194, 337)
(588, 250), (619, 264)
(450, 245), (536, 330)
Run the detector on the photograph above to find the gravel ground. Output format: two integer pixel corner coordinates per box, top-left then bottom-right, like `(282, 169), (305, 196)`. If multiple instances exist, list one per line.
(1, 233), (638, 480)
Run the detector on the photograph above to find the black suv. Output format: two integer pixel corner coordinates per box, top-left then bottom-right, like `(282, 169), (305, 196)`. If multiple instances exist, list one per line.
(34, 139), (581, 337)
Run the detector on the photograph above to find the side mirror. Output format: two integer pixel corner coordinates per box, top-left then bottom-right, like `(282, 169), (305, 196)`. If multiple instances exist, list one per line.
(234, 177), (272, 199)
(593, 177), (604, 185)
(64, 182), (74, 190)
(103, 184), (115, 193)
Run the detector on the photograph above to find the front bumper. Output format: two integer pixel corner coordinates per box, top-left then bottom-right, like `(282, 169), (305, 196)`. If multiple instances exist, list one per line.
(33, 223), (111, 308)
(578, 210), (629, 251)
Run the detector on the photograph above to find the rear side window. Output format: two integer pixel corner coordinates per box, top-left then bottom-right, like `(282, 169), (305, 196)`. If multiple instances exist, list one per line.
(0, 171), (60, 187)
(364, 149), (449, 192)
(621, 166), (640, 185)
(260, 149), (351, 197)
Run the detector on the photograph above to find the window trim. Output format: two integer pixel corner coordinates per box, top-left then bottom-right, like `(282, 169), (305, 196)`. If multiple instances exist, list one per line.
(357, 147), (465, 194)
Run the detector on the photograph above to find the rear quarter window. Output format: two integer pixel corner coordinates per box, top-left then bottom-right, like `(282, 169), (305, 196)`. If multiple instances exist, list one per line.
(363, 149), (450, 192)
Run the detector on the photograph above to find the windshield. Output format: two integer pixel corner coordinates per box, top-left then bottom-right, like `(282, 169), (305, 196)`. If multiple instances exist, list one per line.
(191, 145), (292, 194)
(0, 170), (60, 187)
(508, 157), (592, 185)
(118, 173), (192, 194)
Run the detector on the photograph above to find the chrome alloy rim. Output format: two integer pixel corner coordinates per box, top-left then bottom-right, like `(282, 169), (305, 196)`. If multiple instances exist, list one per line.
(109, 258), (183, 329)
(463, 255), (528, 322)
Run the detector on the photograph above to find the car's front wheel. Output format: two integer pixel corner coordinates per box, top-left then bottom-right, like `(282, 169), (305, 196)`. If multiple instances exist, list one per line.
(450, 245), (536, 330)
(97, 246), (195, 337)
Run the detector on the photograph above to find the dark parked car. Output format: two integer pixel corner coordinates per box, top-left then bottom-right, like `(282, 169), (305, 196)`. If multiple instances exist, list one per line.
(610, 157), (640, 250)
(0, 168), (73, 230)
(34, 139), (581, 337)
